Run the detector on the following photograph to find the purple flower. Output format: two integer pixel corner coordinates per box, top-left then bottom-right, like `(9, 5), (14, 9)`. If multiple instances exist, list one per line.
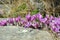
(20, 20), (27, 25)
(31, 15), (36, 21)
(46, 14), (49, 18)
(55, 27), (60, 33)
(36, 13), (43, 22)
(32, 22), (39, 28)
(50, 25), (56, 32)
(24, 22), (32, 28)
(48, 16), (54, 22)
(8, 18), (15, 23)
(36, 13), (42, 20)
(50, 22), (60, 33)
(40, 18), (47, 23)
(0, 20), (7, 26)
(50, 16), (54, 20)
(46, 16), (55, 25)
(26, 13), (31, 21)
(15, 16), (21, 22)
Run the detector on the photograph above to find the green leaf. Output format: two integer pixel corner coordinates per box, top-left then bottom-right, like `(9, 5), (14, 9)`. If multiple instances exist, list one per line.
(31, 9), (39, 15)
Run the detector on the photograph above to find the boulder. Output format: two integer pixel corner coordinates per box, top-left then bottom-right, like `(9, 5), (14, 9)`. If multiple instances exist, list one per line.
(0, 26), (55, 40)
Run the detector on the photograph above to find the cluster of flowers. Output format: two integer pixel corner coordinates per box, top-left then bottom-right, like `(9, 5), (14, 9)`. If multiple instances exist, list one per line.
(0, 12), (60, 34)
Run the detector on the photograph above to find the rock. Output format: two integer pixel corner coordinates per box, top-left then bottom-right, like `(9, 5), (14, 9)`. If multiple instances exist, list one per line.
(0, 9), (4, 17)
(30, 0), (44, 12)
(0, 18), (9, 21)
(0, 9), (4, 14)
(0, 26), (55, 40)
(0, 5), (4, 9)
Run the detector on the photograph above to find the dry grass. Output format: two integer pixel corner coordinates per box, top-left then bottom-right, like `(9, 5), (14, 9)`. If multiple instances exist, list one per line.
(41, 0), (60, 16)
(2, 0), (60, 17)
(0, 0), (35, 18)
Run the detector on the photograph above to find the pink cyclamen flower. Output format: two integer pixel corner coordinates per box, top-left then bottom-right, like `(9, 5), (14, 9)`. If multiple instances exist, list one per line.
(26, 13), (31, 21)
(8, 18), (15, 23)
(46, 14), (49, 18)
(31, 15), (36, 21)
(50, 25), (56, 32)
(24, 22), (32, 28)
(32, 22), (39, 28)
(55, 27), (60, 33)
(15, 16), (21, 22)
(40, 18), (47, 23)
(36, 13), (42, 20)
(0, 20), (7, 26)
(20, 20), (27, 25)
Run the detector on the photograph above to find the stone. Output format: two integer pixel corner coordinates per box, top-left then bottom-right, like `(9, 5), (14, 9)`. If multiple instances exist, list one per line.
(0, 9), (4, 14)
(30, 0), (44, 11)
(0, 26), (55, 40)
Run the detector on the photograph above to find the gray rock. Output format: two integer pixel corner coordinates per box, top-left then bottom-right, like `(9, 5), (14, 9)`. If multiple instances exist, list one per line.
(0, 9), (4, 14)
(0, 26), (55, 40)
(30, 0), (44, 12)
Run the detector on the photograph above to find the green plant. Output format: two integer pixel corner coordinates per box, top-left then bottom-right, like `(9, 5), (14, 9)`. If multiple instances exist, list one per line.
(16, 3), (27, 12)
(31, 9), (39, 15)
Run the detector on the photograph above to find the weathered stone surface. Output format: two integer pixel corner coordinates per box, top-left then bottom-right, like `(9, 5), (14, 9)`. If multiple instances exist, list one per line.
(30, 0), (44, 12)
(0, 26), (55, 40)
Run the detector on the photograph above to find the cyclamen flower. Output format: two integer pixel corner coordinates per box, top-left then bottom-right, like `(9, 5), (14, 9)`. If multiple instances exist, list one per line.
(26, 13), (31, 21)
(8, 18), (15, 23)
(20, 20), (27, 25)
(31, 15), (36, 21)
(56, 20), (60, 26)
(50, 21), (60, 33)
(58, 17), (60, 21)
(51, 26), (56, 32)
(32, 22), (39, 28)
(46, 14), (49, 18)
(36, 13), (42, 19)
(46, 16), (55, 24)
(52, 20), (58, 25)
(40, 18), (47, 23)
(50, 16), (54, 20)
(15, 16), (21, 22)
(49, 22), (56, 31)
(24, 22), (32, 28)
(20, 20), (32, 28)
(55, 27), (60, 33)
(48, 16), (54, 22)
(0, 20), (7, 26)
